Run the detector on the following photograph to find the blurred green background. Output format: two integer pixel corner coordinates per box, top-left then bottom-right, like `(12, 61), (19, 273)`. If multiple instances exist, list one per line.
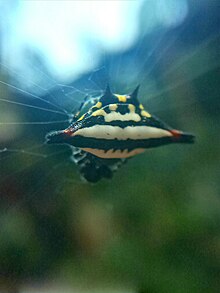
(0, 1), (220, 292)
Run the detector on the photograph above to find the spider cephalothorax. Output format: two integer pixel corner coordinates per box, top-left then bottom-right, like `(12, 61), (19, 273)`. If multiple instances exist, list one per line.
(46, 85), (194, 182)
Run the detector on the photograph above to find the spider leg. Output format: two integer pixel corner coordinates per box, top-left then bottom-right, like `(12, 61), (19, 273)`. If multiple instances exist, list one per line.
(70, 146), (127, 183)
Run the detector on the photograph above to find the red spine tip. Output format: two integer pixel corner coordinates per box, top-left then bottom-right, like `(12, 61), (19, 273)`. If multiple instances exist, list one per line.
(170, 129), (182, 138)
(63, 128), (73, 135)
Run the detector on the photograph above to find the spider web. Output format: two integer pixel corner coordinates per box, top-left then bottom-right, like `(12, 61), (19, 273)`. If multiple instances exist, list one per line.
(0, 1), (220, 210)
(0, 3), (220, 292)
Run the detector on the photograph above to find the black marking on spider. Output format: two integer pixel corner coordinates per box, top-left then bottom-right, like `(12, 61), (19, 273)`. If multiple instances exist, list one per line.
(45, 85), (195, 183)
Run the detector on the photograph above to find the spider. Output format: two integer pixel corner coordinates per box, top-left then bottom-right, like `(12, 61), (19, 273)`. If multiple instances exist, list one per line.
(45, 85), (195, 182)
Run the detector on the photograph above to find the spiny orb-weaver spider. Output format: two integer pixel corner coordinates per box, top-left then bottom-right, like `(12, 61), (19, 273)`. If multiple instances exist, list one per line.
(46, 85), (195, 182)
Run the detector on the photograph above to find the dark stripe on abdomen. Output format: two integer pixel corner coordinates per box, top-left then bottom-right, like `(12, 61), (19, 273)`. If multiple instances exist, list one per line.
(67, 135), (174, 151)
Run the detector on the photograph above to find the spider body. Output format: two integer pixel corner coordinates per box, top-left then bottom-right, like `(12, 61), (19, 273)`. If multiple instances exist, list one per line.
(46, 85), (194, 182)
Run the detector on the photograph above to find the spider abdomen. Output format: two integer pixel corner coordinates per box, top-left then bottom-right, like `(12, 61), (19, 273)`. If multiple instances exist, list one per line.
(45, 85), (195, 181)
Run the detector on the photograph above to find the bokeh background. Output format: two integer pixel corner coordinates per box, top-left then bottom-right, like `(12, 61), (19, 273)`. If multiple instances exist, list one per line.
(0, 1), (220, 292)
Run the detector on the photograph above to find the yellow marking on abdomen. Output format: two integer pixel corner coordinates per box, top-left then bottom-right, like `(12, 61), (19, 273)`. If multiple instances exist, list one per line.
(81, 147), (146, 159)
(92, 109), (107, 117)
(95, 101), (102, 108)
(141, 110), (151, 118)
(109, 104), (118, 111)
(128, 104), (136, 112)
(78, 114), (85, 121)
(115, 94), (127, 102)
